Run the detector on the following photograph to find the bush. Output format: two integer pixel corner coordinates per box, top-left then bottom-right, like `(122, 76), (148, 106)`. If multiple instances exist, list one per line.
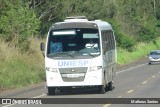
(118, 34), (136, 52)
(136, 25), (159, 42)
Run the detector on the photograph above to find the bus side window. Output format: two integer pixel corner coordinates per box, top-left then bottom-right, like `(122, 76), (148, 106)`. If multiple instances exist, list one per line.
(102, 30), (115, 53)
(102, 31), (107, 52)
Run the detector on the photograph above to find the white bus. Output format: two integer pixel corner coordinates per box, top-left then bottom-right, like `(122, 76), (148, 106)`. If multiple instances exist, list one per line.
(40, 16), (117, 95)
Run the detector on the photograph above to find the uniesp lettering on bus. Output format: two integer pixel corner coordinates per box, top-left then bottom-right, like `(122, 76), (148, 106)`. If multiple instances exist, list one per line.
(58, 60), (89, 68)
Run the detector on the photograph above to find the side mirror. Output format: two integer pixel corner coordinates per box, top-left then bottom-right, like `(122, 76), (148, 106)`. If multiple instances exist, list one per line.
(40, 42), (44, 51)
(40, 42), (45, 57)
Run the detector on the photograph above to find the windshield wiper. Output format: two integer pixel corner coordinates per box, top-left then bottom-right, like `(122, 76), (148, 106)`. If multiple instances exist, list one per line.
(48, 52), (74, 58)
(76, 51), (95, 57)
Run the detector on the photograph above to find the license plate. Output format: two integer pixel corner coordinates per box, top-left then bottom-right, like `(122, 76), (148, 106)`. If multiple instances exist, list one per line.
(67, 74), (80, 78)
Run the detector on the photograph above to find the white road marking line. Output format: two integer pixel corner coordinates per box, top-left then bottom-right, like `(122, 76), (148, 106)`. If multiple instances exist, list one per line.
(126, 90), (134, 94)
(2, 104), (14, 107)
(142, 81), (148, 84)
(118, 96), (123, 98)
(117, 63), (147, 74)
(103, 104), (111, 107)
(152, 75), (156, 78)
(32, 93), (47, 98)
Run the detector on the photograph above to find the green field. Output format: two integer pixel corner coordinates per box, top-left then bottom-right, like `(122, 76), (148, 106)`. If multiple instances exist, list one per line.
(0, 38), (160, 91)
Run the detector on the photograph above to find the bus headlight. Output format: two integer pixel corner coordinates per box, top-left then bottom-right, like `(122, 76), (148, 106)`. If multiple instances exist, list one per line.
(46, 67), (58, 73)
(89, 66), (102, 71)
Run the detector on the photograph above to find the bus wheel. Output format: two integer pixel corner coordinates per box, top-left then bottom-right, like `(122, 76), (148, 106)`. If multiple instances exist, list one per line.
(48, 87), (55, 95)
(108, 81), (113, 91)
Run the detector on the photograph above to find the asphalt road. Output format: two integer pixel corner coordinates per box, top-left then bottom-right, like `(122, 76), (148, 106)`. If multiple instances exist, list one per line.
(0, 60), (160, 107)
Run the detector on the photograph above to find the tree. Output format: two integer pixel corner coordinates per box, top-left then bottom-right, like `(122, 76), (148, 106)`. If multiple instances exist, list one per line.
(0, 0), (40, 52)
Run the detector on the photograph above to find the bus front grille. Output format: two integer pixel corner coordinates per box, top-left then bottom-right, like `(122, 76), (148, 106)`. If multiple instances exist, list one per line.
(61, 76), (85, 82)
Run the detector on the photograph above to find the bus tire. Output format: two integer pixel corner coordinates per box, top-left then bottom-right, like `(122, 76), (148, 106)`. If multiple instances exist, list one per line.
(108, 81), (113, 91)
(48, 87), (55, 95)
(99, 85), (106, 94)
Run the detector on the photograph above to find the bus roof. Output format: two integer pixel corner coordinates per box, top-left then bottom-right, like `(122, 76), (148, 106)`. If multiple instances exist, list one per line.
(50, 17), (113, 31)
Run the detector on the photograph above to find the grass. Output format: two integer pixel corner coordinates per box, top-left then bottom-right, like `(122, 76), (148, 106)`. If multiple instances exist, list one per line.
(117, 38), (160, 65)
(0, 39), (45, 91)
(1, 37), (160, 91)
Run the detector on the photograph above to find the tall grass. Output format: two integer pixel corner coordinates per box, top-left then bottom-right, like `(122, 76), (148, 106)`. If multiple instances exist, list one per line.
(0, 39), (45, 91)
(117, 38), (160, 65)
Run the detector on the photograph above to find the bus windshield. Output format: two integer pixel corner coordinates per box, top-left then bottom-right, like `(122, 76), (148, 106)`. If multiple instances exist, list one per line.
(47, 28), (100, 58)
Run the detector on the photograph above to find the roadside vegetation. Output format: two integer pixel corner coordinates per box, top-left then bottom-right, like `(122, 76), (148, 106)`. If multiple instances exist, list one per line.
(0, 0), (160, 90)
(118, 38), (160, 64)
(0, 39), (45, 91)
